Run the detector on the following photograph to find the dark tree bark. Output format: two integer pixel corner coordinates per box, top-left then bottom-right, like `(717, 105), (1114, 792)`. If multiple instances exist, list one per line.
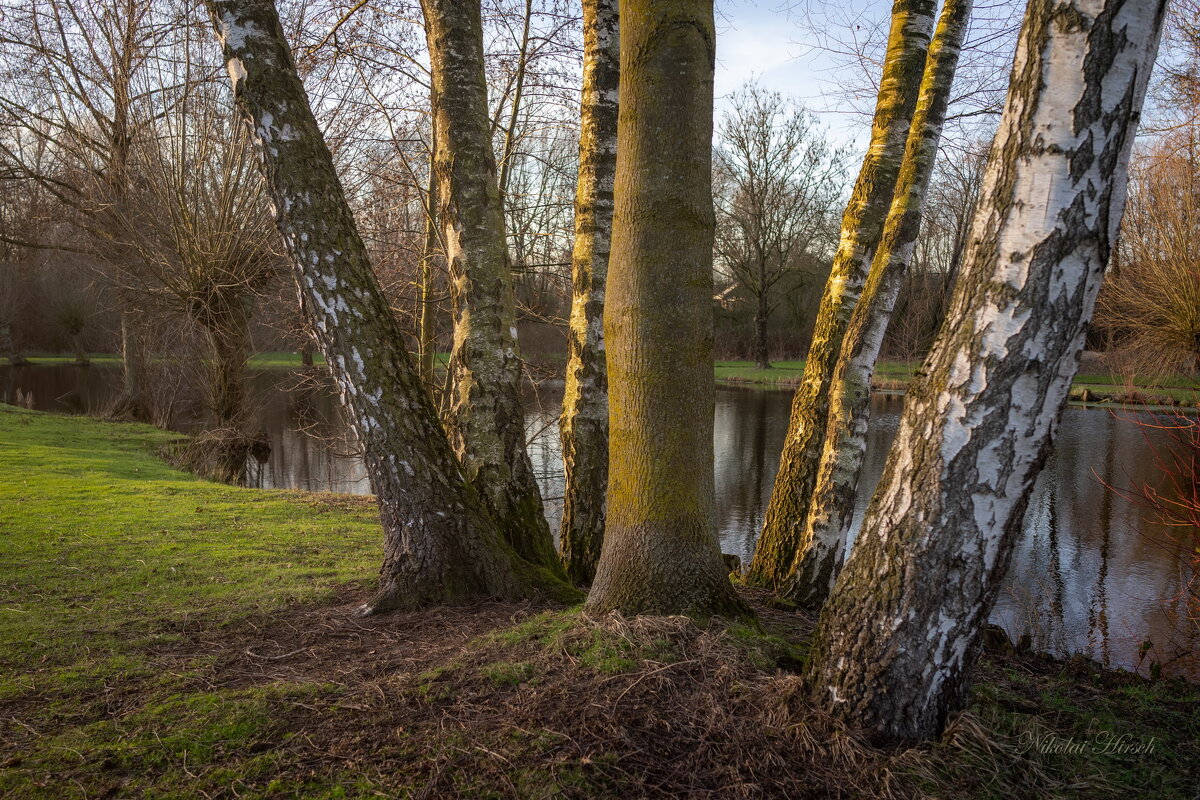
(808, 0), (1167, 743)
(559, 0), (618, 585)
(584, 0), (747, 618)
(745, 0), (936, 590)
(204, 0), (572, 613)
(420, 0), (559, 574)
(784, 0), (972, 608)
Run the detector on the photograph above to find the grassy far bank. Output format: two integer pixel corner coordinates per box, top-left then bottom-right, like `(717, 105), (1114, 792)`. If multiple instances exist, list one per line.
(14, 352), (1197, 405)
(1, 407), (1197, 798)
(714, 360), (1200, 406)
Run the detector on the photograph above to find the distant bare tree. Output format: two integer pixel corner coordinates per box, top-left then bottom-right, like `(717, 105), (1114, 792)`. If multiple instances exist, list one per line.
(713, 83), (848, 369)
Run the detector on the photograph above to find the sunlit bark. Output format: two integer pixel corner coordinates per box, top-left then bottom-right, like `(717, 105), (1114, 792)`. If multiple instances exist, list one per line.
(205, 0), (570, 613)
(421, 0), (559, 573)
(584, 0), (746, 617)
(784, 0), (972, 608)
(746, 0), (936, 590)
(559, 0), (618, 585)
(808, 0), (1166, 742)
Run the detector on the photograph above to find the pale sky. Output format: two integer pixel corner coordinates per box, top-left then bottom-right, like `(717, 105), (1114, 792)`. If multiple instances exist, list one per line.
(712, 0), (881, 149)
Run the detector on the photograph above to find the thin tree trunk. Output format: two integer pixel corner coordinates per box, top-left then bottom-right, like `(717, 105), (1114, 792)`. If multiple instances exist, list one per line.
(784, 0), (971, 609)
(205, 0), (571, 613)
(119, 308), (146, 408)
(559, 0), (618, 585)
(745, 0), (936, 589)
(754, 266), (770, 369)
(496, 0), (533, 204)
(418, 115), (439, 389)
(421, 0), (560, 574)
(808, 0), (1166, 743)
(584, 0), (747, 618)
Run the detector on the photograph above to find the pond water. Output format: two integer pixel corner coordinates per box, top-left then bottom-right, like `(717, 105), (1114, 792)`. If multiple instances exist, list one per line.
(4, 364), (1197, 680)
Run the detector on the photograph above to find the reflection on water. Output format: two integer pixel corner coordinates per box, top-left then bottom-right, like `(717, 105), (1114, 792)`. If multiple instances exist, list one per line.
(3, 364), (1197, 679)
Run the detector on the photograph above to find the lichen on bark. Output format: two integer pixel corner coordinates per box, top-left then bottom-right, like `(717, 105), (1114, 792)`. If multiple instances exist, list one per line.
(559, 0), (618, 586)
(783, 0), (972, 609)
(806, 0), (1167, 743)
(583, 0), (747, 619)
(745, 0), (937, 591)
(205, 0), (572, 613)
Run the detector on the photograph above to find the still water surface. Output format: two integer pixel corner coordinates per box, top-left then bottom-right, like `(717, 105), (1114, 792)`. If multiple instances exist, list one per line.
(4, 364), (1197, 680)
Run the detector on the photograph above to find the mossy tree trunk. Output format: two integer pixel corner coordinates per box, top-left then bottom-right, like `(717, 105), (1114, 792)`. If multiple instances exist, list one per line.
(784, 0), (971, 609)
(808, 0), (1166, 743)
(421, 0), (559, 575)
(205, 0), (568, 613)
(745, 0), (936, 590)
(559, 0), (618, 586)
(584, 0), (746, 618)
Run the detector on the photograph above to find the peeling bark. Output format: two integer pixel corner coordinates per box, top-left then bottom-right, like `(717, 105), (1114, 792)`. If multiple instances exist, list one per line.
(746, 0), (936, 590)
(785, 0), (972, 609)
(204, 0), (568, 613)
(421, 0), (559, 575)
(808, 0), (1166, 742)
(559, 0), (618, 586)
(584, 0), (747, 618)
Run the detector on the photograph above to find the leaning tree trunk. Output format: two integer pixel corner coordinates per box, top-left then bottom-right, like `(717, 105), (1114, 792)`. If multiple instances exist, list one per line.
(584, 0), (746, 618)
(745, 0), (936, 589)
(808, 0), (1166, 743)
(559, 0), (618, 586)
(784, 0), (971, 609)
(421, 0), (559, 575)
(205, 0), (571, 613)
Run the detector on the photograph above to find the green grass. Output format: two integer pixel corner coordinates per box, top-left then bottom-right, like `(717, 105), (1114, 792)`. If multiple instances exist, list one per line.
(1, 405), (1197, 798)
(0, 405), (383, 797)
(713, 359), (1199, 404)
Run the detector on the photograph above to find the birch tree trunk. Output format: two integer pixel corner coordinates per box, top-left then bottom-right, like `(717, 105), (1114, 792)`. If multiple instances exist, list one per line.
(745, 0), (936, 590)
(558, 0), (618, 586)
(418, 114), (439, 389)
(205, 0), (570, 613)
(421, 0), (559, 574)
(808, 0), (1166, 743)
(783, 0), (971, 609)
(584, 0), (746, 618)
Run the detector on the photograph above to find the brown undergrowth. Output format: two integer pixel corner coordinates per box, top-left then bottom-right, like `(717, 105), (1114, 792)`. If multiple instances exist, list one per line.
(4, 587), (1196, 799)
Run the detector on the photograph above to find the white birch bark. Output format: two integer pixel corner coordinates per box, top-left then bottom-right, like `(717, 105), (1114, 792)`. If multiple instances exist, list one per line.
(785, 0), (972, 608)
(421, 0), (559, 573)
(808, 0), (1168, 742)
(745, 0), (936, 590)
(204, 0), (570, 613)
(559, 0), (618, 585)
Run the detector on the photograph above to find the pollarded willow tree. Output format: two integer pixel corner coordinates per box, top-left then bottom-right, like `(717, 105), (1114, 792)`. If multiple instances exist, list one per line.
(584, 0), (746, 617)
(205, 0), (573, 613)
(420, 0), (559, 574)
(558, 0), (618, 586)
(744, 0), (936, 590)
(783, 0), (972, 608)
(808, 0), (1167, 743)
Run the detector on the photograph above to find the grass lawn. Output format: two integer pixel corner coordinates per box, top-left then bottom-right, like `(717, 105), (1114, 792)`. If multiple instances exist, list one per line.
(1, 405), (1197, 797)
